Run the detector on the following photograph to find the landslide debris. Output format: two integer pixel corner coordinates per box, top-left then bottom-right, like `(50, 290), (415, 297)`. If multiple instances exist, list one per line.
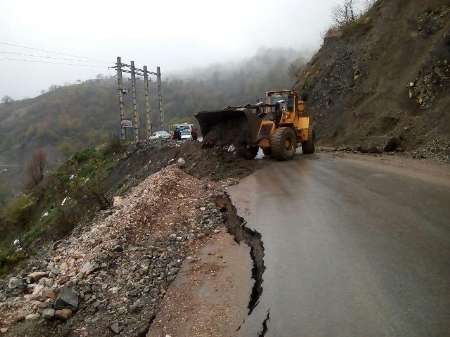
(295, 0), (450, 161)
(0, 138), (263, 337)
(0, 166), (227, 337)
(0, 140), (257, 278)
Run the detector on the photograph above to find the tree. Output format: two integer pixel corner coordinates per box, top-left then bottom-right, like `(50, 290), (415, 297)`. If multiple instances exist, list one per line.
(333, 0), (356, 26)
(1, 95), (14, 104)
(26, 149), (47, 188)
(332, 0), (375, 27)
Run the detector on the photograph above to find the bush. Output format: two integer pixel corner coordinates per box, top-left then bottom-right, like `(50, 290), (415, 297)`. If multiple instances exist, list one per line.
(1, 193), (36, 227)
(73, 148), (98, 163)
(0, 143), (120, 275)
(102, 136), (125, 156)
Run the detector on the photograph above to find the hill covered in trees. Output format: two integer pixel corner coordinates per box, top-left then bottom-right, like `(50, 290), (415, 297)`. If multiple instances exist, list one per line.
(0, 48), (305, 203)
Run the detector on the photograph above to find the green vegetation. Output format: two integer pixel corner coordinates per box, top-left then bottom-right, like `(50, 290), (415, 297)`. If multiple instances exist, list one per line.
(0, 140), (126, 275)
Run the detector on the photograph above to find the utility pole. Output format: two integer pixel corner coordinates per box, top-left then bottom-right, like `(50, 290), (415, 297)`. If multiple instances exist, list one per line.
(112, 57), (162, 141)
(116, 57), (125, 140)
(130, 61), (139, 143)
(157, 66), (164, 129)
(143, 65), (152, 139)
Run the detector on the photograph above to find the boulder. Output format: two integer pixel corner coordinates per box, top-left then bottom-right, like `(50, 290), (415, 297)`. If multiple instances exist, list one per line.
(177, 157), (186, 169)
(130, 299), (143, 313)
(55, 308), (73, 321)
(28, 271), (48, 282)
(112, 245), (123, 252)
(110, 321), (121, 334)
(113, 196), (125, 207)
(80, 261), (99, 275)
(8, 277), (25, 290)
(42, 308), (55, 320)
(384, 137), (401, 152)
(25, 313), (40, 320)
(38, 277), (54, 287)
(54, 287), (79, 311)
(41, 288), (57, 299)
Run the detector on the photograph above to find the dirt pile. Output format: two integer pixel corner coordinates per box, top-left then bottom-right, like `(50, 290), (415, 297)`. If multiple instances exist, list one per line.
(296, 0), (450, 161)
(0, 166), (228, 337)
(110, 140), (257, 194)
(202, 114), (251, 147)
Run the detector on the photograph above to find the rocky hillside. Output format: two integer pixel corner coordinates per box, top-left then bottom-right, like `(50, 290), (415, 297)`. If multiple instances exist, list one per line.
(296, 0), (449, 160)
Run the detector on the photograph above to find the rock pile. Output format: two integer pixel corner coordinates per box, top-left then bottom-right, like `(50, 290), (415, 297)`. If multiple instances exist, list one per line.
(0, 166), (225, 337)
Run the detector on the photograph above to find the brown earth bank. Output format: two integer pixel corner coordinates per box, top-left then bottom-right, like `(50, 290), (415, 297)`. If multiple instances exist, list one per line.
(295, 0), (450, 161)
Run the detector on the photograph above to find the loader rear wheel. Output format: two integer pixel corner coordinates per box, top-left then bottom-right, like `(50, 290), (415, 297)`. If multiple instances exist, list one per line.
(302, 129), (315, 154)
(271, 127), (297, 161)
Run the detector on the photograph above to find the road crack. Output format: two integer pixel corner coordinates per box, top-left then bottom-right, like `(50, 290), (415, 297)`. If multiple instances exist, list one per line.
(258, 310), (271, 337)
(216, 193), (266, 314)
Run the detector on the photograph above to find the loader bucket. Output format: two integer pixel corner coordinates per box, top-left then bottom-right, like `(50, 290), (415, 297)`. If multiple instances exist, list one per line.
(195, 108), (261, 147)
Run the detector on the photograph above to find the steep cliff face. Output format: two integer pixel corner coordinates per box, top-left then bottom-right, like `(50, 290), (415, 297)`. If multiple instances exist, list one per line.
(296, 0), (449, 159)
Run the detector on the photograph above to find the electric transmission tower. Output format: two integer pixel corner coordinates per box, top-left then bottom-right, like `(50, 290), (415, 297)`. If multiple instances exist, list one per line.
(111, 57), (163, 143)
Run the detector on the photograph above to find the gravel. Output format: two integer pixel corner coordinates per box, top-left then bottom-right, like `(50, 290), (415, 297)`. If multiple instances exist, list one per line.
(0, 166), (227, 337)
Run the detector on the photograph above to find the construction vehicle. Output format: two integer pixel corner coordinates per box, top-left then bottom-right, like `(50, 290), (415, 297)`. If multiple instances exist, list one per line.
(195, 90), (315, 160)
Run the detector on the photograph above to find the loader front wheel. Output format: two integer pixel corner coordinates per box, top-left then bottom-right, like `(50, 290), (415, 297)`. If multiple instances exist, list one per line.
(302, 129), (315, 154)
(271, 127), (297, 161)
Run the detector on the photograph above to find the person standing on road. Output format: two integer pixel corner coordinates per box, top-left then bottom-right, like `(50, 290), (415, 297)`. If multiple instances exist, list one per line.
(191, 127), (198, 141)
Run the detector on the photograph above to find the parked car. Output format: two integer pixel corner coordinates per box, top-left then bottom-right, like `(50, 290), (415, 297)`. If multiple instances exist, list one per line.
(149, 130), (171, 140)
(173, 123), (194, 140)
(179, 125), (193, 140)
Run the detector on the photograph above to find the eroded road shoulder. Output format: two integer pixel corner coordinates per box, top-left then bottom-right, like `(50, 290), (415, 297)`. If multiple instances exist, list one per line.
(147, 230), (252, 337)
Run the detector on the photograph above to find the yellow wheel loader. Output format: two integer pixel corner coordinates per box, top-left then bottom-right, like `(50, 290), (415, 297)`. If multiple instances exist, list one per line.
(195, 90), (315, 160)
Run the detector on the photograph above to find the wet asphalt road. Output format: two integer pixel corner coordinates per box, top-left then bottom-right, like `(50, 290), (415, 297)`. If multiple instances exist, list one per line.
(229, 153), (450, 337)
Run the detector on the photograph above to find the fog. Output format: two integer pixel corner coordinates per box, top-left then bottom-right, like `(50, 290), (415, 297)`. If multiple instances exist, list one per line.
(0, 0), (338, 99)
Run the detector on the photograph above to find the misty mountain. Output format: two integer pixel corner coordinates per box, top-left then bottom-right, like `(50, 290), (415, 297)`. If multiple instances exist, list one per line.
(0, 48), (305, 203)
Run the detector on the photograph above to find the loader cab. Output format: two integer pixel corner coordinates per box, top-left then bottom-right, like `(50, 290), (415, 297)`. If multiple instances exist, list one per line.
(266, 90), (300, 125)
(267, 90), (298, 112)
(268, 94), (294, 112)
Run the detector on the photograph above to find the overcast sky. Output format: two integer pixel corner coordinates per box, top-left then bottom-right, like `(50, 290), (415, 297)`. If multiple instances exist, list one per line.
(0, 0), (338, 99)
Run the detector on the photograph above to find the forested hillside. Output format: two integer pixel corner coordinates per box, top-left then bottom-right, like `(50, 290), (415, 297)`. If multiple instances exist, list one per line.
(0, 48), (303, 203)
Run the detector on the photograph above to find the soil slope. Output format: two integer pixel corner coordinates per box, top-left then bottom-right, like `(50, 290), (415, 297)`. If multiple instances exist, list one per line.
(296, 0), (449, 160)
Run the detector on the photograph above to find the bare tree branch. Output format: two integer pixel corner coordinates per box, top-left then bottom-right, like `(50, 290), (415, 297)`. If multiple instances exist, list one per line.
(26, 149), (47, 188)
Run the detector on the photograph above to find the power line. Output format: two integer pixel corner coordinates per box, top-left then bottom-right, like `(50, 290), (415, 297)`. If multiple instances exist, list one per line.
(0, 50), (108, 66)
(0, 57), (107, 69)
(0, 41), (109, 64)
